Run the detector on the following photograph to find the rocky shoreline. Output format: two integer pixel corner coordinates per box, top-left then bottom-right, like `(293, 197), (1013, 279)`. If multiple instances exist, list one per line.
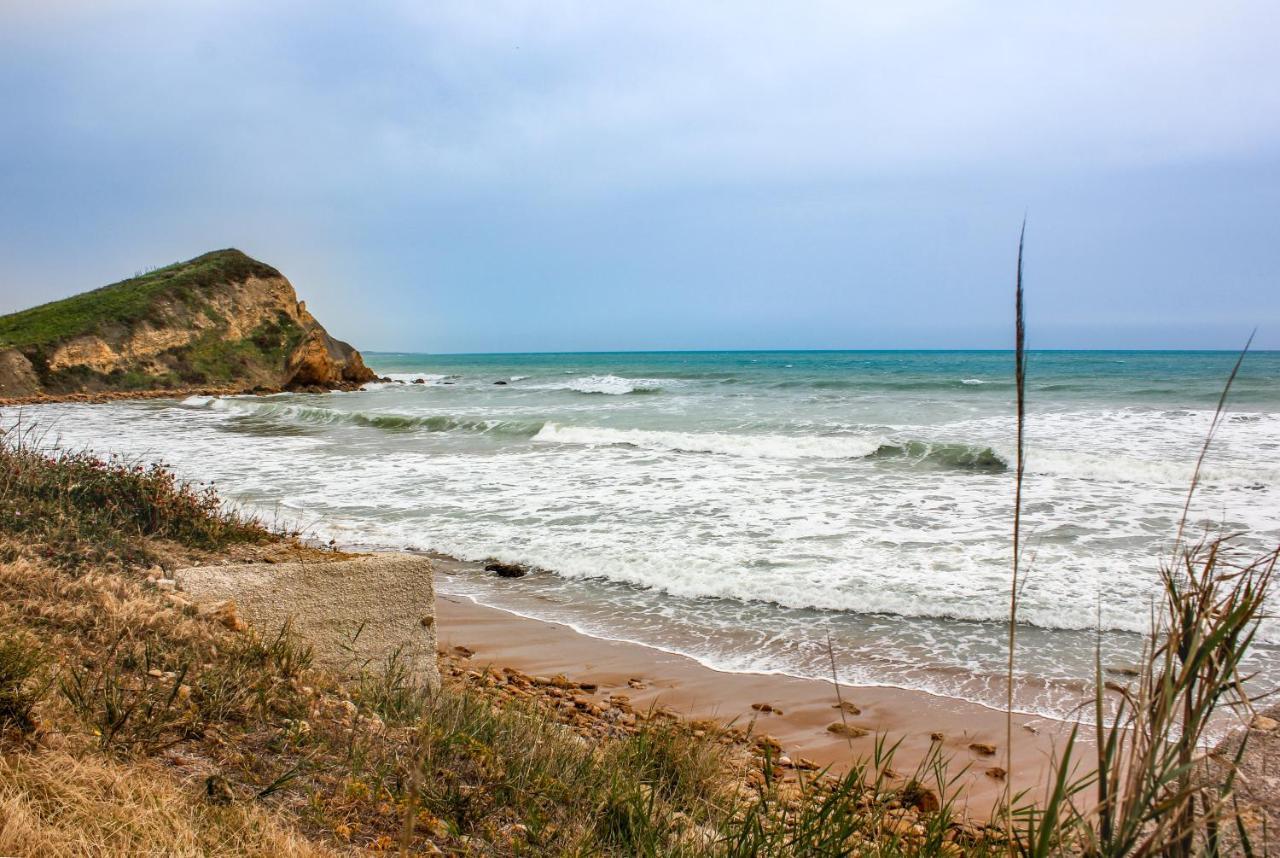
(0, 381), (372, 408)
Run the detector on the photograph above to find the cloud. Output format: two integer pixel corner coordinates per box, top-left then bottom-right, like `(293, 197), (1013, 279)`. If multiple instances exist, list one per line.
(1, 1), (1277, 349)
(6, 1), (1280, 196)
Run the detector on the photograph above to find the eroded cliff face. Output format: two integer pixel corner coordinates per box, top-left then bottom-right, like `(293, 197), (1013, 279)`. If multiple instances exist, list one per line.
(0, 250), (377, 398)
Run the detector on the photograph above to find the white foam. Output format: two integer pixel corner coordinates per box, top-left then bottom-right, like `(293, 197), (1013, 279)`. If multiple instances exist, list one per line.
(533, 423), (882, 459)
(530, 375), (665, 395)
(11, 382), (1279, 725)
(961, 378), (986, 385)
(382, 372), (447, 385)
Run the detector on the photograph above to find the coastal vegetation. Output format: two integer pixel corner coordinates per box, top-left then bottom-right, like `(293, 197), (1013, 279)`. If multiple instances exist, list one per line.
(0, 252), (280, 352)
(0, 250), (376, 399)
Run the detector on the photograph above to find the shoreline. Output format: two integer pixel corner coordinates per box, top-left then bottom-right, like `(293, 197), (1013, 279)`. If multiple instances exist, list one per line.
(430, 565), (1079, 816)
(0, 381), (379, 408)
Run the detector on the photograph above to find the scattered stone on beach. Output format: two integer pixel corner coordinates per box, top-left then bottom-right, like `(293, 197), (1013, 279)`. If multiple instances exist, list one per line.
(751, 702), (774, 713)
(985, 766), (1007, 780)
(969, 742), (997, 756)
(627, 677), (646, 689)
(832, 700), (861, 715)
(485, 560), (529, 578)
(578, 681), (598, 692)
(452, 645), (474, 658)
(827, 722), (869, 738)
(929, 731), (945, 742)
(1250, 714), (1278, 731)
(900, 781), (941, 813)
(203, 599), (247, 632)
(754, 734), (783, 753)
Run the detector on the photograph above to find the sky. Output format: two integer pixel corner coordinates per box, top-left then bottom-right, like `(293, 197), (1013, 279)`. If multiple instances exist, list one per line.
(1, 1), (1278, 352)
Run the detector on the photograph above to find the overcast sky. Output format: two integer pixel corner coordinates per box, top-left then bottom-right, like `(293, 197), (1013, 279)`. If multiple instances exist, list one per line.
(2, 1), (1278, 351)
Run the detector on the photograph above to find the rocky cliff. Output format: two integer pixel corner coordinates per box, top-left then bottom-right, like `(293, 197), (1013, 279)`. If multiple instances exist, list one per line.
(0, 249), (377, 399)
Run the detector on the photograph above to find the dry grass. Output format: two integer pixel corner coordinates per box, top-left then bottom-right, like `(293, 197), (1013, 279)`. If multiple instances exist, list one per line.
(0, 751), (333, 857)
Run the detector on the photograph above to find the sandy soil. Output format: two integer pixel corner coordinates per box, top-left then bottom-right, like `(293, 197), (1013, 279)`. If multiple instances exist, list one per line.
(433, 589), (1081, 817)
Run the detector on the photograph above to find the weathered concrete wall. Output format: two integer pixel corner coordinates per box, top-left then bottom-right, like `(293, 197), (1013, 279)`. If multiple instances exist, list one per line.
(176, 553), (439, 690)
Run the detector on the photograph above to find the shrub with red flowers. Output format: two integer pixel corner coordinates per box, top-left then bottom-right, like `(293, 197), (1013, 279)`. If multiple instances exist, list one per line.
(0, 424), (269, 568)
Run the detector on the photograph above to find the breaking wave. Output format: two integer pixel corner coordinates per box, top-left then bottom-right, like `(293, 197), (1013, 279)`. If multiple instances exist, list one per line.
(529, 375), (666, 395)
(178, 396), (543, 437)
(869, 440), (1008, 472)
(534, 423), (1008, 471)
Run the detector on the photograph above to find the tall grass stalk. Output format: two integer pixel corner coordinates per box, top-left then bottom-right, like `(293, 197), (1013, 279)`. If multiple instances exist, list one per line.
(1005, 219), (1028, 849)
(1004, 237), (1273, 855)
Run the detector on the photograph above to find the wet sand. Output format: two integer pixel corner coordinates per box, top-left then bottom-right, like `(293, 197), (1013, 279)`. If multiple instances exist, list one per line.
(434, 589), (1085, 816)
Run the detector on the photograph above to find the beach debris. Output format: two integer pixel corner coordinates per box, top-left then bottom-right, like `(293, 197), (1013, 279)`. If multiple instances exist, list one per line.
(832, 700), (861, 715)
(484, 560), (529, 578)
(985, 766), (1007, 780)
(969, 742), (997, 756)
(627, 677), (646, 689)
(827, 722), (869, 738)
(578, 681), (598, 692)
(751, 702), (775, 713)
(929, 731), (945, 742)
(452, 645), (474, 658)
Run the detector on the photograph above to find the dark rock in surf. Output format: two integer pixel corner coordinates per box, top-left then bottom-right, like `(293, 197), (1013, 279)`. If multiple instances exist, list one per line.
(493, 380), (508, 385)
(485, 561), (529, 579)
(412, 378), (426, 384)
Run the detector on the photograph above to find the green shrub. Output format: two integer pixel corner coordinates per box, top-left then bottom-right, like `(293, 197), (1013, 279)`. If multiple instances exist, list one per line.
(0, 424), (270, 568)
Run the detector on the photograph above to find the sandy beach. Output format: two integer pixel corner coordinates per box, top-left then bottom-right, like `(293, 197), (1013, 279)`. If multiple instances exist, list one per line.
(432, 562), (1081, 816)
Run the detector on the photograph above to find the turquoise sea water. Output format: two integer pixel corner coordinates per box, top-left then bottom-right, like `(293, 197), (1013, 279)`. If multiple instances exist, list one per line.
(18, 350), (1280, 722)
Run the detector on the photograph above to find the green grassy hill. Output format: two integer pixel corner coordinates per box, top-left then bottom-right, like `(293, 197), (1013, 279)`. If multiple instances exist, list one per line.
(0, 249), (374, 398)
(0, 250), (280, 352)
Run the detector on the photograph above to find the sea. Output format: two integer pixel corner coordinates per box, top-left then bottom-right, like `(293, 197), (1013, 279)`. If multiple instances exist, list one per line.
(15, 350), (1280, 724)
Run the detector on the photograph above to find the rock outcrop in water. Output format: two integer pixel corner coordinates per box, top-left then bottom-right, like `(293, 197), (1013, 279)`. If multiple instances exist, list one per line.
(0, 249), (376, 399)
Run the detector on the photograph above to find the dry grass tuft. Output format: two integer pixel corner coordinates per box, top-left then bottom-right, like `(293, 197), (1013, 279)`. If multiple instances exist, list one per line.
(0, 751), (334, 857)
